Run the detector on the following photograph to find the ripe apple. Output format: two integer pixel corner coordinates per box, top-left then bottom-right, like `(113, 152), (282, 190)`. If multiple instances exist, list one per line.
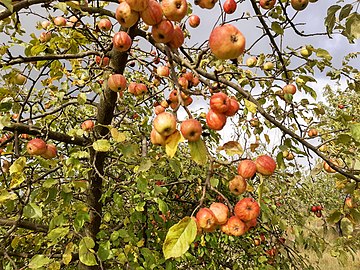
(168, 25), (185, 49)
(188, 14), (200, 28)
(155, 105), (166, 115)
(41, 144), (57, 159)
(125, 0), (149, 11)
(227, 216), (246, 236)
(237, 159), (257, 179)
(209, 24), (246, 60)
(140, 0), (163, 26)
(229, 175), (247, 195)
(14, 74), (27, 85)
(291, 0), (309, 11)
(246, 56), (257, 67)
(180, 119), (202, 142)
(151, 19), (175, 43)
(345, 197), (354, 208)
(182, 72), (194, 82)
(196, 208), (217, 230)
(178, 76), (189, 90)
(210, 92), (231, 113)
(245, 217), (257, 231)
(108, 74), (127, 92)
(224, 98), (240, 116)
(191, 76), (200, 87)
(81, 120), (95, 131)
(153, 112), (177, 137)
(115, 2), (140, 28)
(27, 138), (47, 155)
(338, 104), (345, 109)
(157, 66), (170, 77)
(39, 31), (51, 43)
(223, 0), (237, 14)
(150, 128), (167, 146)
(234, 197), (260, 222)
(255, 155), (276, 176)
(98, 18), (112, 31)
(195, 0), (218, 9)
(308, 128), (318, 137)
(220, 222), (231, 235)
(161, 0), (188, 22)
(133, 83), (148, 96)
(206, 109), (227, 130)
(310, 205), (317, 212)
(160, 100), (169, 108)
(259, 0), (276, 9)
(254, 238), (261, 246)
(54, 16), (66, 26)
(41, 20), (50, 29)
(95, 56), (110, 67)
(283, 84), (296, 95)
(323, 159), (338, 173)
(209, 202), (229, 225)
(263, 61), (274, 71)
(113, 31), (132, 52)
(316, 205), (323, 211)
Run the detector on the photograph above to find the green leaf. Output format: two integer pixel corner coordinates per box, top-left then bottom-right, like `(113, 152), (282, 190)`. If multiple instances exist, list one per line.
(163, 217), (197, 260)
(0, 0), (13, 12)
(316, 48), (332, 61)
(98, 241), (111, 261)
(28, 255), (51, 269)
(23, 202), (42, 219)
(77, 93), (87, 105)
(340, 217), (354, 236)
(93, 139), (110, 152)
(138, 159), (152, 172)
(325, 5), (341, 33)
(47, 227), (69, 244)
(271, 22), (284, 35)
(0, 189), (17, 204)
(327, 210), (342, 224)
(79, 237), (98, 266)
(188, 139), (208, 165)
(156, 198), (168, 214)
(350, 123), (360, 142)
(339, 4), (352, 21)
(62, 242), (74, 265)
(244, 99), (257, 114)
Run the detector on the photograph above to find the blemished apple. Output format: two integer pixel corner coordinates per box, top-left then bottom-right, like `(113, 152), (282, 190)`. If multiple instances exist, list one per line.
(140, 0), (163, 26)
(115, 2), (140, 28)
(259, 0), (276, 9)
(153, 112), (177, 137)
(237, 159), (257, 179)
(246, 56), (257, 67)
(98, 18), (112, 31)
(209, 24), (246, 60)
(210, 92), (231, 113)
(112, 31), (132, 52)
(263, 61), (274, 71)
(161, 0), (188, 22)
(196, 208), (217, 230)
(108, 74), (127, 92)
(39, 32), (51, 43)
(180, 119), (202, 142)
(54, 16), (66, 26)
(81, 120), (95, 131)
(188, 14), (200, 28)
(206, 109), (227, 131)
(209, 202), (229, 225)
(151, 19), (175, 43)
(291, 0), (309, 11)
(150, 128), (167, 146)
(234, 197), (260, 222)
(220, 222), (231, 235)
(227, 216), (246, 236)
(157, 66), (170, 77)
(168, 25), (185, 49)
(223, 0), (237, 14)
(283, 84), (296, 95)
(195, 0), (218, 9)
(27, 138), (47, 155)
(125, 0), (149, 11)
(308, 128), (318, 137)
(41, 144), (57, 159)
(229, 175), (247, 195)
(14, 74), (27, 85)
(255, 155), (276, 176)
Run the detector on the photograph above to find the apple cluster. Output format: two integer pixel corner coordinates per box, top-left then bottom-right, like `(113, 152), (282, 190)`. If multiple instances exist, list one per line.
(26, 138), (57, 159)
(194, 198), (260, 236)
(259, 0), (316, 11)
(310, 205), (323, 218)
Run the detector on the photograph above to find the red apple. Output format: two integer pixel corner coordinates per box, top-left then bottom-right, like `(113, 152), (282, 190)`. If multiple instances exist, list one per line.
(140, 0), (163, 26)
(98, 18), (112, 31)
(161, 0), (188, 22)
(223, 0), (237, 14)
(291, 0), (308, 11)
(255, 155), (276, 176)
(54, 16), (66, 26)
(125, 0), (149, 11)
(153, 112), (177, 137)
(155, 105), (166, 115)
(27, 138), (47, 155)
(191, 76), (200, 86)
(283, 84), (296, 95)
(115, 2), (140, 28)
(196, 208), (217, 230)
(152, 19), (175, 43)
(95, 56), (110, 67)
(310, 206), (317, 212)
(134, 83), (148, 95)
(178, 76), (189, 89)
(259, 0), (276, 9)
(81, 120), (95, 131)
(234, 197), (260, 222)
(323, 159), (338, 173)
(41, 144), (57, 159)
(182, 72), (194, 82)
(39, 32), (51, 43)
(224, 98), (239, 116)
(245, 218), (257, 231)
(195, 0), (218, 9)
(209, 202), (229, 225)
(206, 109), (227, 131)
(220, 222), (231, 235)
(150, 128), (167, 146)
(157, 66), (170, 77)
(180, 119), (202, 142)
(188, 14), (200, 28)
(229, 175), (247, 195)
(169, 89), (179, 103)
(227, 216), (246, 236)
(209, 24), (246, 60)
(108, 74), (127, 92)
(167, 25), (185, 49)
(113, 31), (132, 52)
(237, 159), (257, 179)
(210, 92), (231, 113)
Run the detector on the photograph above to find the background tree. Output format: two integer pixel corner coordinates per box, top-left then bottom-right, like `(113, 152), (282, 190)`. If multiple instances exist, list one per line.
(0, 0), (359, 269)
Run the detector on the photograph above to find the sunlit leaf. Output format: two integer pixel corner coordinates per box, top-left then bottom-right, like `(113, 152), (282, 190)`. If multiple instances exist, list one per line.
(165, 130), (182, 158)
(110, 128), (126, 142)
(93, 139), (110, 152)
(79, 237), (98, 266)
(188, 139), (208, 165)
(244, 99), (257, 114)
(28, 255), (51, 269)
(217, 141), (243, 156)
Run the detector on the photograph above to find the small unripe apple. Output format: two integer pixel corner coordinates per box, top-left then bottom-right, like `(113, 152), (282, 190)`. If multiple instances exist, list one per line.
(237, 159), (257, 179)
(180, 119), (202, 142)
(81, 120), (95, 131)
(246, 56), (257, 67)
(283, 84), (296, 95)
(41, 144), (57, 159)
(223, 0), (237, 14)
(27, 138), (47, 155)
(108, 74), (127, 92)
(98, 18), (112, 31)
(263, 61), (274, 71)
(234, 197), (260, 222)
(14, 74), (27, 85)
(255, 155), (276, 176)
(229, 175), (247, 195)
(300, 46), (312, 57)
(153, 112), (177, 137)
(54, 16), (67, 26)
(41, 20), (50, 29)
(188, 14), (200, 28)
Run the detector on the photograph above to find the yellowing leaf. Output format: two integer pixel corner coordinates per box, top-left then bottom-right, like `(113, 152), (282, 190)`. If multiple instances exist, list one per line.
(163, 217), (197, 260)
(244, 99), (257, 114)
(9, 173), (26, 189)
(0, 189), (17, 204)
(28, 255), (51, 269)
(188, 139), (208, 165)
(165, 130), (181, 158)
(340, 217), (354, 236)
(110, 128), (126, 142)
(63, 242), (74, 265)
(9, 156), (26, 175)
(217, 141), (243, 156)
(79, 237), (98, 266)
(93, 139), (110, 152)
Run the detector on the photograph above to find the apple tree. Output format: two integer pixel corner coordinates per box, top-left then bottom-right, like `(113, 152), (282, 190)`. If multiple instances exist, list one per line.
(0, 0), (359, 269)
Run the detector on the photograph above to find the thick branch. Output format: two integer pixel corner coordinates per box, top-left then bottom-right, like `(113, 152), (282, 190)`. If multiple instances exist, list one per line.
(0, 0), (52, 21)
(0, 218), (48, 233)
